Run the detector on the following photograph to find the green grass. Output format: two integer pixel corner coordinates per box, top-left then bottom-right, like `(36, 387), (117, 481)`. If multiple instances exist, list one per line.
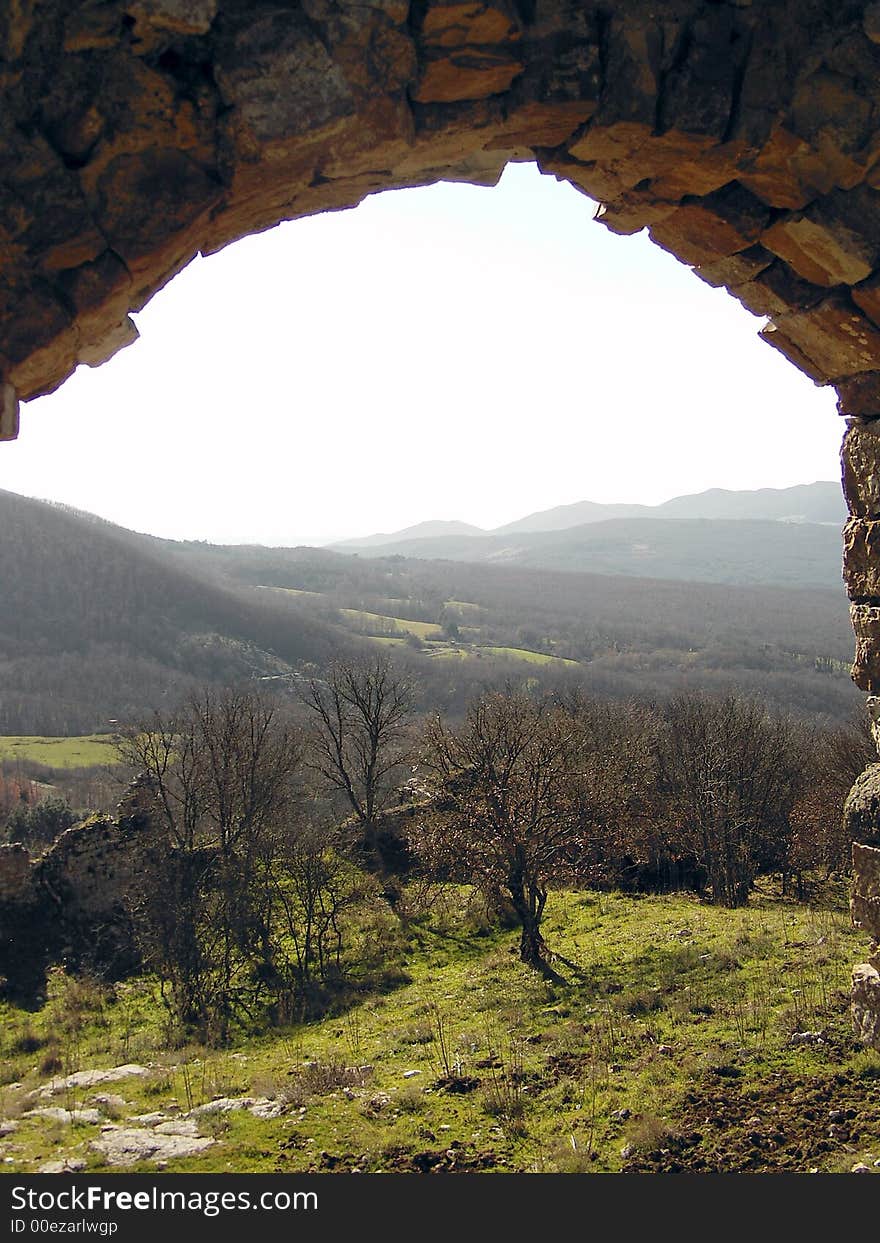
(339, 609), (443, 640)
(444, 600), (484, 615)
(477, 646), (580, 667)
(256, 586), (323, 599)
(1, 882), (874, 1175)
(0, 735), (121, 768)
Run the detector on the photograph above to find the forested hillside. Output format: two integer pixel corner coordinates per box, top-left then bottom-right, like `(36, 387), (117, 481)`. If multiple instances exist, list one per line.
(0, 489), (862, 733)
(0, 490), (347, 733)
(171, 534), (860, 722)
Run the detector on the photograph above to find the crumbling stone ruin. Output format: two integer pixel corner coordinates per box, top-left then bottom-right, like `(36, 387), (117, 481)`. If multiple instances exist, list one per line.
(0, 776), (161, 990)
(4, 1), (880, 1041)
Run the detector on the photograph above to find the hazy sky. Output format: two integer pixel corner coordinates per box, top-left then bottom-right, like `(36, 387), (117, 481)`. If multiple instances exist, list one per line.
(0, 162), (842, 546)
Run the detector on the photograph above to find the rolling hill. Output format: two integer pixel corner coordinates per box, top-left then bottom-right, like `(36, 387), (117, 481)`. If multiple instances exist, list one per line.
(323, 516), (845, 588)
(335, 520), (485, 549)
(0, 489), (351, 734)
(0, 486), (861, 734)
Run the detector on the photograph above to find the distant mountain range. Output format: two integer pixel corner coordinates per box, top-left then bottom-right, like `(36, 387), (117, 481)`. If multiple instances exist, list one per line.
(327, 483), (846, 589)
(330, 517), (843, 588)
(332, 481), (845, 549)
(336, 519), (485, 549)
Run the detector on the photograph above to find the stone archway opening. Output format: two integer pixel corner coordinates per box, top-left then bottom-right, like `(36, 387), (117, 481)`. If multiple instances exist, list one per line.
(2, 0), (880, 1039)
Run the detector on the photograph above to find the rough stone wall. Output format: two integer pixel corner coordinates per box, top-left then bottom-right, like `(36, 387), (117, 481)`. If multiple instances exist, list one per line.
(0, 843), (31, 901)
(32, 813), (158, 918)
(5, 2), (880, 418)
(0, 778), (162, 984)
(6, 2), (880, 1035)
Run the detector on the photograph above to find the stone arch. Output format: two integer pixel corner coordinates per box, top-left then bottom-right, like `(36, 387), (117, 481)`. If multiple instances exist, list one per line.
(2, 0), (880, 1036)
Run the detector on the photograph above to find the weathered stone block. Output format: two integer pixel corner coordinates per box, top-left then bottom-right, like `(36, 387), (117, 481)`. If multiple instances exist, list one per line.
(852, 841), (880, 969)
(485, 100), (593, 151)
(852, 273), (880, 330)
(852, 637), (880, 692)
(843, 517), (880, 599)
(648, 142), (745, 201)
(593, 20), (656, 132)
(758, 323), (827, 384)
(843, 419), (880, 519)
(762, 187), (880, 288)
(0, 381), (17, 441)
(695, 245), (774, 290)
(737, 126), (818, 210)
(837, 372), (880, 418)
(656, 8), (749, 144)
(594, 192), (677, 237)
(215, 13), (356, 152)
(852, 962), (880, 1049)
(789, 66), (880, 192)
(78, 317), (139, 369)
(761, 295), (880, 385)
(845, 767), (880, 845)
(414, 53), (523, 104)
(851, 607), (880, 689)
(413, 1), (522, 103)
(125, 0), (217, 39)
(567, 119), (651, 170)
(95, 150), (222, 266)
(731, 261), (827, 319)
(649, 183), (771, 267)
(422, 2), (519, 47)
(851, 602), (880, 644)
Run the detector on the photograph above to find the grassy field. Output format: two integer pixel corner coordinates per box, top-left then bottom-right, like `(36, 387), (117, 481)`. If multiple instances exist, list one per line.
(477, 646), (580, 667)
(0, 735), (121, 769)
(339, 609), (443, 640)
(444, 600), (484, 615)
(1, 883), (877, 1175)
(256, 586), (324, 598)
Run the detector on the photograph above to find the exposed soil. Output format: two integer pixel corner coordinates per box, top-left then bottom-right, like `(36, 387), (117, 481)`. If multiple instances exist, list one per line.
(301, 1141), (500, 1173)
(623, 1067), (880, 1172)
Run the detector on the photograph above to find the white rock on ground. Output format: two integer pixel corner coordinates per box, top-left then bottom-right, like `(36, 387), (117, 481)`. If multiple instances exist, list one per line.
(189, 1096), (283, 1120)
(91, 1127), (214, 1166)
(40, 1065), (149, 1097)
(38, 1159), (86, 1174)
(0, 1121), (18, 1137)
(154, 1120), (201, 1137)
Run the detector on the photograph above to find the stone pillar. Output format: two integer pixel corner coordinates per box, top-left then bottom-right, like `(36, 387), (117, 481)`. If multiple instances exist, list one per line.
(841, 407), (880, 1048)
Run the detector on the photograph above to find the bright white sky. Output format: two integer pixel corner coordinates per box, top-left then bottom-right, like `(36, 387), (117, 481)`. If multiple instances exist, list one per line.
(0, 161), (842, 546)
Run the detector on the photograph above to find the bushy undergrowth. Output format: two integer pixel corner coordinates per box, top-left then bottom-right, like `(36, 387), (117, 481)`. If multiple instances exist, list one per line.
(0, 881), (875, 1175)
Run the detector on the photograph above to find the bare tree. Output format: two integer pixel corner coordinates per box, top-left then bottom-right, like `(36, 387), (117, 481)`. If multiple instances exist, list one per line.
(117, 689), (304, 1039)
(786, 711), (876, 891)
(300, 655), (413, 869)
(418, 690), (584, 976)
(655, 692), (804, 907)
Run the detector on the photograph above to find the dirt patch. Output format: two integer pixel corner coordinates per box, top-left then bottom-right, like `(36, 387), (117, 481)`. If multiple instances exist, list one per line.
(623, 1067), (880, 1173)
(309, 1142), (500, 1173)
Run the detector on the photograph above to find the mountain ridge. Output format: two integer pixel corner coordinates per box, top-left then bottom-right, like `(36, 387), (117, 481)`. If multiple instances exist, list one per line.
(331, 480), (844, 547)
